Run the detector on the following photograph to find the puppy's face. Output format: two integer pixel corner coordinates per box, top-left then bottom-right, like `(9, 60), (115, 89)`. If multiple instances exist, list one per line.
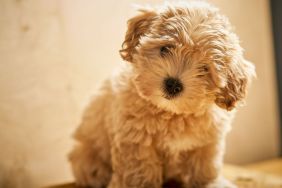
(120, 2), (255, 114)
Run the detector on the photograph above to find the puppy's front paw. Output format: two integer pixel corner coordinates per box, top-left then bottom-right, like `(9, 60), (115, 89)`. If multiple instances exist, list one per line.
(207, 177), (237, 188)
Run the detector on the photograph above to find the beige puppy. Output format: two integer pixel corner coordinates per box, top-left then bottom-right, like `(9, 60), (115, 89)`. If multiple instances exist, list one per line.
(69, 2), (255, 188)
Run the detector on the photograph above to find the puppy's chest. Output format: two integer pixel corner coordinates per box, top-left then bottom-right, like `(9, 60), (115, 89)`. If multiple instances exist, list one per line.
(155, 116), (217, 153)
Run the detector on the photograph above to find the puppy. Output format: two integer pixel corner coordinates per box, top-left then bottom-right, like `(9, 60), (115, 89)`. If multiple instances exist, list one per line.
(69, 2), (255, 188)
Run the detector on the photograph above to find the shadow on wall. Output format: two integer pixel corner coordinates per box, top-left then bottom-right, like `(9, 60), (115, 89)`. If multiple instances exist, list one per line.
(0, 160), (34, 188)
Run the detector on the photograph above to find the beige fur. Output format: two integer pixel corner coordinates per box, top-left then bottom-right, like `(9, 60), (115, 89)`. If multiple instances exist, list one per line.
(69, 2), (255, 188)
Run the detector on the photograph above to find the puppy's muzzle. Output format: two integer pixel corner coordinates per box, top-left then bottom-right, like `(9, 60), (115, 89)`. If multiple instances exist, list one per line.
(163, 77), (183, 98)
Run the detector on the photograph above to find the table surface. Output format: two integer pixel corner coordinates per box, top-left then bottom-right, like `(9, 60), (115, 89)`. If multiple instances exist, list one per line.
(47, 163), (282, 188)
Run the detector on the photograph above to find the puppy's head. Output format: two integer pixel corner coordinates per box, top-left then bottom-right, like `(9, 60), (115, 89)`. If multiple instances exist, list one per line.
(120, 2), (255, 114)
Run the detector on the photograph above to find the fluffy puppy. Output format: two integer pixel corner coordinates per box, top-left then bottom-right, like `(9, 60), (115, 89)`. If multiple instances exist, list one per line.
(69, 2), (255, 188)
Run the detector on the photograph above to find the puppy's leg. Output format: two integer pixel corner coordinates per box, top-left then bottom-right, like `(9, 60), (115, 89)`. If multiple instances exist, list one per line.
(108, 143), (162, 188)
(69, 143), (112, 188)
(69, 90), (113, 187)
(176, 143), (236, 188)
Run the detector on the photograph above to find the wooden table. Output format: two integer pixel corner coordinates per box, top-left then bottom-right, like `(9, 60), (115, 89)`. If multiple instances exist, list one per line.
(223, 164), (282, 188)
(48, 164), (282, 188)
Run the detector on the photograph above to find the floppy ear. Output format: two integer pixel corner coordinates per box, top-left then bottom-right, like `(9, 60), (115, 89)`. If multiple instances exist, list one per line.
(120, 9), (157, 62)
(211, 56), (256, 111)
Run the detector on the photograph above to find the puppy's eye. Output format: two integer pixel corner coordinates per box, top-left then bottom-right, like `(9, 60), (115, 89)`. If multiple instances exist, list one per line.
(160, 45), (173, 57)
(202, 66), (209, 72)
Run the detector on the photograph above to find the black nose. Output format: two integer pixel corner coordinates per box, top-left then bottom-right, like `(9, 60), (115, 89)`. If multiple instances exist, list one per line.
(164, 77), (183, 97)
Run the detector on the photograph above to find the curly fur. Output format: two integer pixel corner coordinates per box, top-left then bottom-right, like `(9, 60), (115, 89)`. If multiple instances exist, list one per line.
(69, 2), (255, 188)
